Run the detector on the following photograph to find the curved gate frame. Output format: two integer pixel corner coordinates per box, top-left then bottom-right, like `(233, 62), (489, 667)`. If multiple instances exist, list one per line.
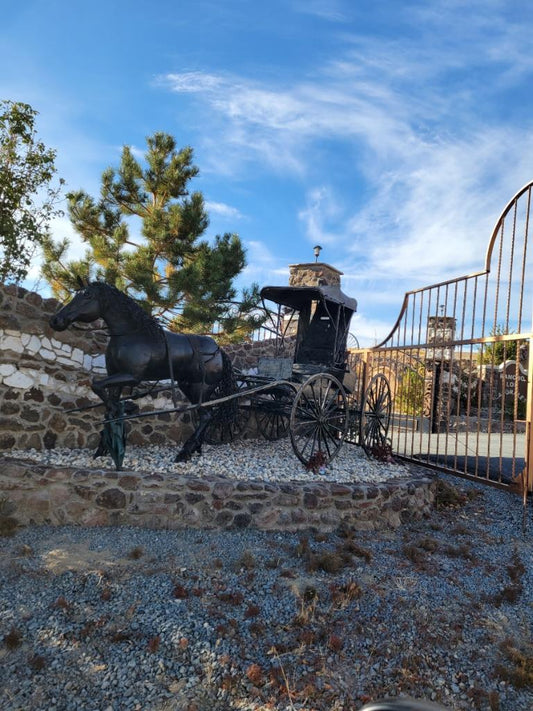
(350, 180), (533, 507)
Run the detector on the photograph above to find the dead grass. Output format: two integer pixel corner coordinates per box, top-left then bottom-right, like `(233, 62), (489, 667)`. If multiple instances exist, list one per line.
(495, 638), (533, 689)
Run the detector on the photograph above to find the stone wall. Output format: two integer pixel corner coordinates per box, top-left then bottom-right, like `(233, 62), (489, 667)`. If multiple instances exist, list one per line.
(0, 456), (436, 532)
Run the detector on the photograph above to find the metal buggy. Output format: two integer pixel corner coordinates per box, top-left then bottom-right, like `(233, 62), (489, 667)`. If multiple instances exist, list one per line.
(203, 282), (393, 468)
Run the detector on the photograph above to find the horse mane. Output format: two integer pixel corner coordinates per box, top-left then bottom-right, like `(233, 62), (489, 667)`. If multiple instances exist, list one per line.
(90, 282), (166, 343)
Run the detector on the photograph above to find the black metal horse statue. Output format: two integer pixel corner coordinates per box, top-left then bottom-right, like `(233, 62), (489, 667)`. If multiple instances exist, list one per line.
(49, 281), (234, 466)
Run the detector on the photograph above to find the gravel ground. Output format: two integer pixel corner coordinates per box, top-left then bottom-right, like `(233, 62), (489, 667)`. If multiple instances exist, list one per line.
(1, 470), (532, 711)
(7, 438), (410, 484)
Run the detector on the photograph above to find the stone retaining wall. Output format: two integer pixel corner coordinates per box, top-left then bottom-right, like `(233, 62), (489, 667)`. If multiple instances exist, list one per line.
(1, 457), (436, 532)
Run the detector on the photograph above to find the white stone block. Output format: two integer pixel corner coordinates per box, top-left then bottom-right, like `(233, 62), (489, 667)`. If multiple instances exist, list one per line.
(57, 356), (75, 367)
(71, 348), (84, 364)
(83, 354), (92, 371)
(21, 333), (30, 346)
(92, 354), (106, 369)
(41, 337), (52, 350)
(40, 348), (56, 361)
(27, 335), (42, 354)
(51, 338), (64, 350)
(39, 373), (50, 387)
(2, 336), (23, 354)
(4, 370), (34, 389)
(0, 363), (16, 377)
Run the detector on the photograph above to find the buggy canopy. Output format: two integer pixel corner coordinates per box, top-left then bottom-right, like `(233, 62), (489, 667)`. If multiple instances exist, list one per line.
(260, 285), (357, 314)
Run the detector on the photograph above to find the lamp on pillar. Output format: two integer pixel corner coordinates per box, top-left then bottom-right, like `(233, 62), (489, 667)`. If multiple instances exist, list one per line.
(313, 245), (322, 262)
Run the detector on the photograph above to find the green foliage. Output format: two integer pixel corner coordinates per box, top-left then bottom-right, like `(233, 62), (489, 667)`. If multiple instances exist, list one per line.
(0, 100), (63, 283)
(396, 364), (425, 415)
(478, 325), (518, 365)
(41, 132), (262, 338)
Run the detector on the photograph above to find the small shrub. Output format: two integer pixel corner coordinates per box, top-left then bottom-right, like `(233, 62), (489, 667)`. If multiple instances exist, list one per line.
(306, 450), (327, 474)
(307, 551), (347, 574)
(370, 441), (395, 463)
(110, 629), (131, 643)
(244, 604), (260, 619)
(217, 591), (244, 606)
(0, 497), (18, 536)
(495, 638), (533, 688)
(147, 635), (160, 653)
(444, 543), (475, 561)
(128, 546), (144, 560)
(402, 543), (436, 573)
(52, 596), (71, 610)
(329, 580), (362, 607)
(328, 633), (344, 652)
(418, 537), (439, 553)
(249, 621), (265, 636)
(4, 626), (22, 649)
(237, 551), (256, 570)
(341, 539), (373, 562)
(27, 653), (47, 671)
(435, 479), (478, 509)
(246, 662), (264, 686)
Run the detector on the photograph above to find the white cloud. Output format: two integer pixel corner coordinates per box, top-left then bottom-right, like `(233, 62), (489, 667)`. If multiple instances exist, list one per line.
(205, 201), (243, 220)
(291, 0), (350, 23)
(239, 239), (289, 287)
(298, 187), (345, 247)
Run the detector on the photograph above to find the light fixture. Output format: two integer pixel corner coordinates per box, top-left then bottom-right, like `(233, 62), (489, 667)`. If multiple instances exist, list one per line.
(313, 245), (322, 262)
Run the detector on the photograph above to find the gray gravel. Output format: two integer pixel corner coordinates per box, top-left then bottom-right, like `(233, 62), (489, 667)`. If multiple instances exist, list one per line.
(1, 471), (532, 711)
(8, 438), (411, 484)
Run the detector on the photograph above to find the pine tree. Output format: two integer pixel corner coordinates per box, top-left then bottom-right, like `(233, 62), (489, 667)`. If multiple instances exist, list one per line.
(41, 132), (263, 340)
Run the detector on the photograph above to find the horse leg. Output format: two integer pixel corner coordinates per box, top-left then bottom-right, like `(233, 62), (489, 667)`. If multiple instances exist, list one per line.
(175, 383), (213, 462)
(92, 374), (138, 466)
(92, 373), (139, 405)
(175, 407), (212, 462)
(93, 384), (122, 459)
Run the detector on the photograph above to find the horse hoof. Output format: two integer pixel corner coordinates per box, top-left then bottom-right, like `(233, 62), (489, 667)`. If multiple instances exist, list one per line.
(175, 451), (191, 463)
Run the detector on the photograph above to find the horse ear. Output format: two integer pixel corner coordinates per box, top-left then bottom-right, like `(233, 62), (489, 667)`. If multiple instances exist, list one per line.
(76, 275), (85, 290)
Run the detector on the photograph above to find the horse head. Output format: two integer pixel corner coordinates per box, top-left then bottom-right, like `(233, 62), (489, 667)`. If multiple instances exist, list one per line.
(49, 282), (102, 331)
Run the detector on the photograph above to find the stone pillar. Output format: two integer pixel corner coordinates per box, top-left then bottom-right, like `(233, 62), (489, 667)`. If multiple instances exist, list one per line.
(289, 262), (342, 288)
(424, 315), (457, 432)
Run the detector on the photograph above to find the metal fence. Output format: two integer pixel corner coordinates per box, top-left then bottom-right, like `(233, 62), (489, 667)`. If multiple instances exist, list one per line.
(350, 180), (533, 497)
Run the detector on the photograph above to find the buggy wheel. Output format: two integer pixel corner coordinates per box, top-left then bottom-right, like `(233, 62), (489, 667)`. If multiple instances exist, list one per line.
(203, 404), (249, 445)
(360, 374), (392, 456)
(254, 385), (294, 440)
(290, 373), (348, 468)
(198, 381), (249, 446)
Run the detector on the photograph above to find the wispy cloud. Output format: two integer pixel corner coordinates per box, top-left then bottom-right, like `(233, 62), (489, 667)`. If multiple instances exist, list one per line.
(291, 0), (351, 23)
(205, 201), (243, 220)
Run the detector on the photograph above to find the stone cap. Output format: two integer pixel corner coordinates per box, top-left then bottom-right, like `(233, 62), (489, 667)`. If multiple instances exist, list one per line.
(289, 262), (343, 275)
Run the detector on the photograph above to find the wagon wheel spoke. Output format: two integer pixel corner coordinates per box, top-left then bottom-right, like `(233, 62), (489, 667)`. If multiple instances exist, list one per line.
(255, 386), (293, 441)
(198, 381), (250, 446)
(360, 374), (392, 457)
(290, 373), (348, 468)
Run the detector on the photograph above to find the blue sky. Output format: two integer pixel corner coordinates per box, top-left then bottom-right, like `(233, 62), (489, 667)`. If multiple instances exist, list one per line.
(2, 0), (533, 346)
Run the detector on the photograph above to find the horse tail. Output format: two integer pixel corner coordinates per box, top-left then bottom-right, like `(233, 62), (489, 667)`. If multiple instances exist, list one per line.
(219, 348), (238, 398)
(200, 348), (241, 446)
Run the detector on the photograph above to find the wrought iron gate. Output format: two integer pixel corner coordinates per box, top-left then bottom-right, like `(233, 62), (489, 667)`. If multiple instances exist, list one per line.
(350, 180), (533, 499)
